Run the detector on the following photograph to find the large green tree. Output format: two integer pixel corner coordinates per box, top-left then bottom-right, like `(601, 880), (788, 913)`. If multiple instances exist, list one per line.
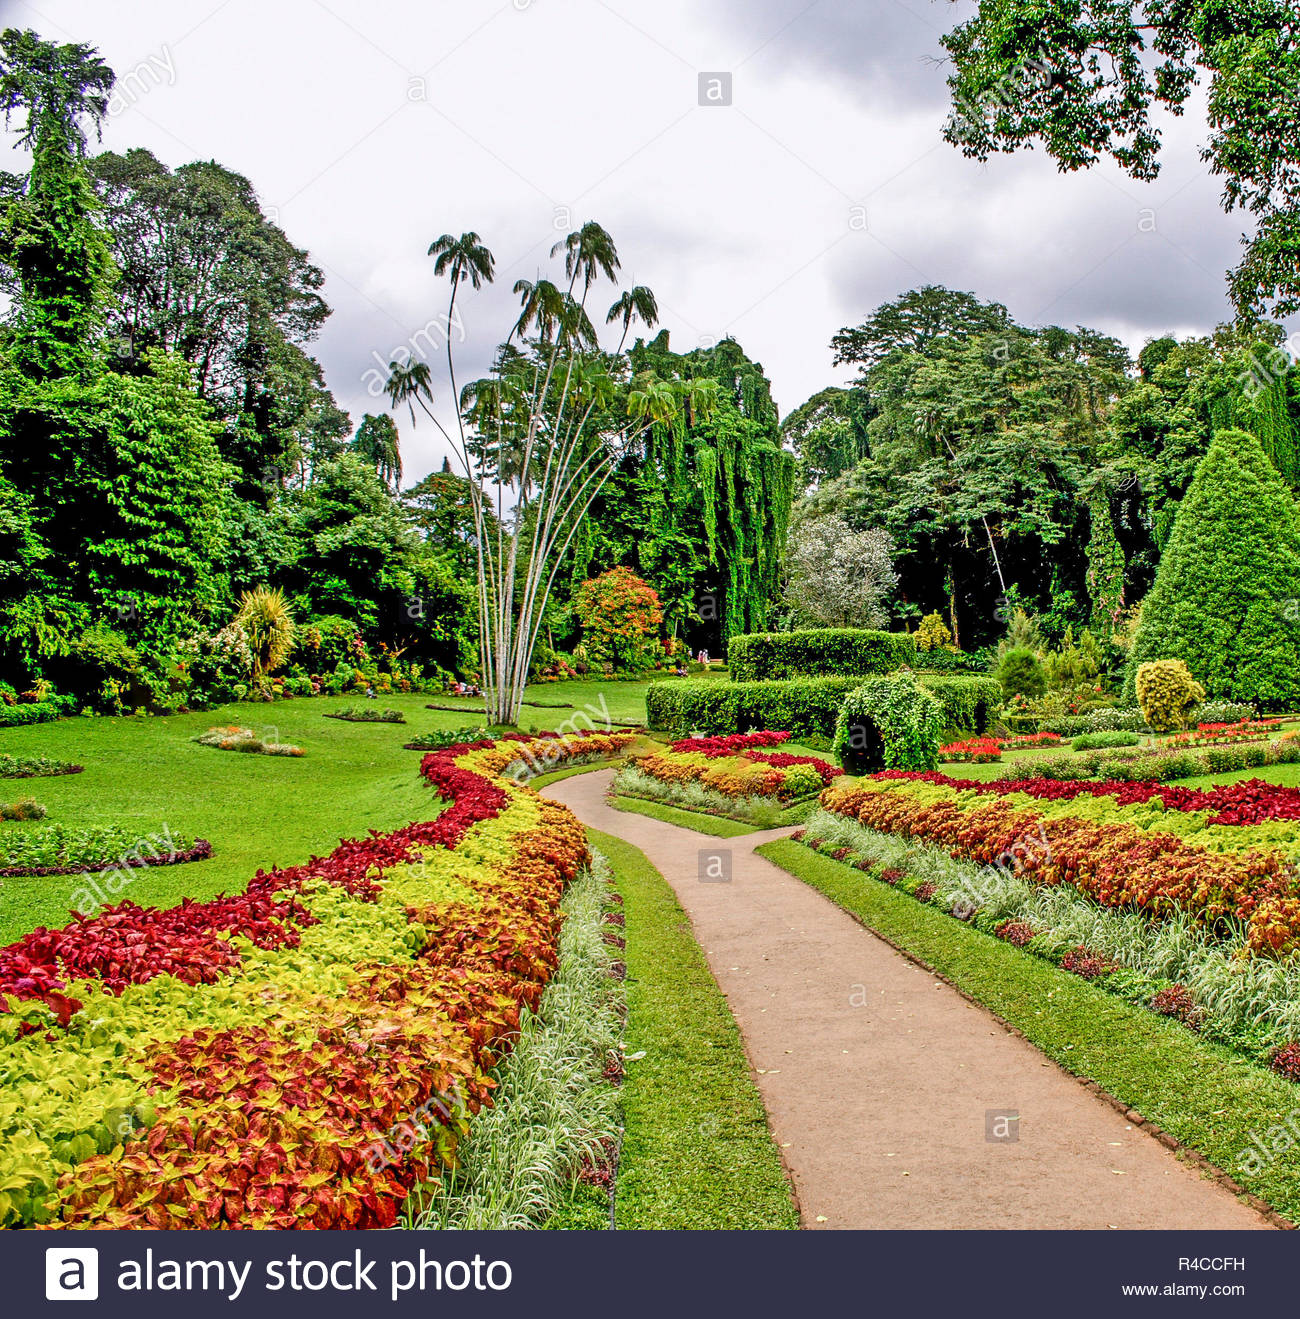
(1123, 428), (1300, 708)
(940, 0), (1300, 318)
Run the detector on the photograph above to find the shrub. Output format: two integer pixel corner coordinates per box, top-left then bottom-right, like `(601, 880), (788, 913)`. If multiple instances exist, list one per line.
(572, 567), (663, 672)
(0, 822), (208, 876)
(833, 673), (944, 773)
(725, 628), (913, 681)
(1070, 731), (1141, 752)
(1123, 428), (1300, 709)
(920, 676), (1002, 733)
(1136, 659), (1205, 732)
(0, 702), (61, 727)
(232, 587), (296, 679)
(995, 646), (1046, 700)
(996, 919), (1036, 947)
(1270, 1043), (1300, 1083)
(914, 612), (952, 651)
(1198, 700), (1256, 724)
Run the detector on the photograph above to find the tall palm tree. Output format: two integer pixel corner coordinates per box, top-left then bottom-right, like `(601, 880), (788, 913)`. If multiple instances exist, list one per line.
(428, 231), (496, 449)
(510, 278), (565, 344)
(383, 357), (436, 429)
(606, 285), (659, 353)
(551, 220), (620, 308)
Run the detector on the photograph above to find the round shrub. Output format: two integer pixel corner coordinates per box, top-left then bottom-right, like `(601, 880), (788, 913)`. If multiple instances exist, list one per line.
(1136, 659), (1205, 732)
(995, 646), (1046, 700)
(834, 673), (944, 774)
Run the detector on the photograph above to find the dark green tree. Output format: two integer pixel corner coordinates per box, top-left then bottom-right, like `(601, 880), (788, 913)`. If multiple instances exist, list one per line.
(352, 412), (402, 489)
(940, 0), (1300, 318)
(831, 285), (1011, 369)
(1123, 428), (1300, 708)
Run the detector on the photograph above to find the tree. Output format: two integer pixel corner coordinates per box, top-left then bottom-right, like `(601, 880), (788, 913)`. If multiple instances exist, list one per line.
(781, 385), (871, 487)
(352, 413), (402, 489)
(387, 220), (698, 723)
(572, 567), (663, 671)
(831, 285), (1011, 369)
(782, 511), (898, 628)
(1123, 428), (1300, 708)
(0, 28), (114, 380)
(940, 0), (1300, 318)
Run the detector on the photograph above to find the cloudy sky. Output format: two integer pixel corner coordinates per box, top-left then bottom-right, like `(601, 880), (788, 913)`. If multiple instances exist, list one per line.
(0, 0), (1265, 482)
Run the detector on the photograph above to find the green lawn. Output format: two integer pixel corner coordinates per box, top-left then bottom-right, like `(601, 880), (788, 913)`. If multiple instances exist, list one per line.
(588, 826), (798, 1229)
(760, 837), (1300, 1224)
(0, 677), (666, 945)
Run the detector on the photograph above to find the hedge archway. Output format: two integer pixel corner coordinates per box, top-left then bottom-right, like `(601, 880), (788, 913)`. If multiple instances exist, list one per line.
(833, 674), (944, 774)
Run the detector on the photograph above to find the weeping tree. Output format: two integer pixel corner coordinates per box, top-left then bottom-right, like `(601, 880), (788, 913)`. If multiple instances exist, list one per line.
(386, 221), (708, 724)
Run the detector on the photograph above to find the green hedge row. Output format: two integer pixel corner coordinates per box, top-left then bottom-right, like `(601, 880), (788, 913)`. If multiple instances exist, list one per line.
(645, 674), (1000, 740)
(0, 703), (62, 728)
(726, 629), (915, 681)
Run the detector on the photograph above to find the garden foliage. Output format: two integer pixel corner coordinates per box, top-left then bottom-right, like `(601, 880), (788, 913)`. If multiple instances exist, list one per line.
(833, 674), (944, 773)
(725, 628), (913, 682)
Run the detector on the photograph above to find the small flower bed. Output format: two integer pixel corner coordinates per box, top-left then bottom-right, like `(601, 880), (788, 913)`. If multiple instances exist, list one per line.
(1158, 719), (1283, 749)
(403, 726), (491, 751)
(0, 754), (83, 779)
(0, 797), (46, 821)
(193, 726), (304, 756)
(323, 706), (405, 724)
(940, 737), (1002, 763)
(0, 823), (211, 878)
(940, 732), (1062, 763)
(628, 732), (839, 805)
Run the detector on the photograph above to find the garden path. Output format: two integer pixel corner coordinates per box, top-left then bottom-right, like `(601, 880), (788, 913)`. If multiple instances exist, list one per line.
(544, 770), (1274, 1231)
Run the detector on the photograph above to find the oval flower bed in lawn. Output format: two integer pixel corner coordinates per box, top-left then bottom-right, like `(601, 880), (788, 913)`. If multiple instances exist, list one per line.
(0, 729), (631, 1229)
(0, 823), (211, 879)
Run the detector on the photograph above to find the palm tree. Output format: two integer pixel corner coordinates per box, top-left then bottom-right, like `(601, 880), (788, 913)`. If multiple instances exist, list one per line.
(383, 357), (435, 429)
(606, 285), (659, 353)
(510, 278), (565, 344)
(551, 221), (620, 308)
(428, 232), (496, 450)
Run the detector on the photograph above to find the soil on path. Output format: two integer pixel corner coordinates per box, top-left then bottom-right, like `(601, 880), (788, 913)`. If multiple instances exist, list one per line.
(544, 770), (1273, 1231)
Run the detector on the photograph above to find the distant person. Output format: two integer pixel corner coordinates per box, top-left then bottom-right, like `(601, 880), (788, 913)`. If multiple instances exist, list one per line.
(698, 648), (710, 667)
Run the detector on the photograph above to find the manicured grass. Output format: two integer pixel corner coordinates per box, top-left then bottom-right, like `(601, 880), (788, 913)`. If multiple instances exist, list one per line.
(610, 795), (761, 838)
(0, 679), (663, 945)
(588, 826), (798, 1229)
(759, 837), (1300, 1224)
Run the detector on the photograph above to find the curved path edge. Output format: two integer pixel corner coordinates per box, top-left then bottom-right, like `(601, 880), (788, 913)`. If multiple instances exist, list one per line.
(545, 770), (1274, 1231)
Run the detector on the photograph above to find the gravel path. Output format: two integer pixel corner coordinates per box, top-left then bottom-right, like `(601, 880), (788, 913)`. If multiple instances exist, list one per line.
(544, 770), (1273, 1231)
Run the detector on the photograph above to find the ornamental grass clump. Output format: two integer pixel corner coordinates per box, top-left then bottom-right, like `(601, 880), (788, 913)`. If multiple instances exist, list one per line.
(192, 726), (303, 756)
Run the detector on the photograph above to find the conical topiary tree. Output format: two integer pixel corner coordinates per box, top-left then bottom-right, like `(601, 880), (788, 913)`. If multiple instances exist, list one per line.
(1122, 428), (1300, 710)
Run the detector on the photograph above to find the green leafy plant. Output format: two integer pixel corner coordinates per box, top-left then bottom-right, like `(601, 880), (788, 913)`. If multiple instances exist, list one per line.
(232, 587), (296, 680)
(192, 726), (303, 757)
(726, 628), (913, 681)
(833, 673), (944, 773)
(1136, 659), (1206, 732)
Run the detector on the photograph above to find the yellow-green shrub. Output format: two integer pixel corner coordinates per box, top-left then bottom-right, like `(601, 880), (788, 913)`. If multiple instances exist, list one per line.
(1136, 659), (1205, 732)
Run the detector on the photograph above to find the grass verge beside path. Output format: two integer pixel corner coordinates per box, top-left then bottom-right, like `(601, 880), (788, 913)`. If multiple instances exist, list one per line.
(587, 826), (798, 1229)
(759, 838), (1300, 1225)
(610, 795), (759, 838)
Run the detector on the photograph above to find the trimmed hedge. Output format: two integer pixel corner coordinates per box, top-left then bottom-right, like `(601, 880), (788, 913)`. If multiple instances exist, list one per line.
(0, 703), (62, 728)
(726, 629), (914, 681)
(645, 674), (1000, 740)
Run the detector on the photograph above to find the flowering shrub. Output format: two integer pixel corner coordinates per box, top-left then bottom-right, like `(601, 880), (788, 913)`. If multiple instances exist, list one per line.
(629, 736), (838, 805)
(0, 730), (631, 1229)
(572, 568), (664, 672)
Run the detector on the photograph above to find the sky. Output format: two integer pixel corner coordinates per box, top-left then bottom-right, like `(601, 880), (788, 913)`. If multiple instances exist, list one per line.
(0, 0), (1269, 483)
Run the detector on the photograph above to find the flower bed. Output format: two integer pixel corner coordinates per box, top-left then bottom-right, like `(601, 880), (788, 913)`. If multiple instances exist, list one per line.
(403, 726), (491, 751)
(819, 773), (1300, 955)
(630, 731), (839, 804)
(940, 732), (1062, 763)
(1157, 719), (1283, 748)
(323, 707), (405, 724)
(193, 726), (303, 756)
(0, 755), (83, 779)
(0, 823), (211, 878)
(0, 729), (632, 1229)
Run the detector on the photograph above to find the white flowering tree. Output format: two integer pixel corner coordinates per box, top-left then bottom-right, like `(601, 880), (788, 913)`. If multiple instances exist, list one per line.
(782, 512), (898, 628)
